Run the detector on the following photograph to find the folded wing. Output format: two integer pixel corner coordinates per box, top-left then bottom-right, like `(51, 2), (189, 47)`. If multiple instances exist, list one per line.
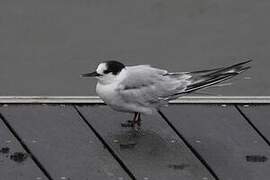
(117, 65), (191, 107)
(117, 60), (252, 107)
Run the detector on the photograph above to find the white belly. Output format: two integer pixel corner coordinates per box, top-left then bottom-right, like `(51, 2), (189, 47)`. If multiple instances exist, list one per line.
(96, 82), (154, 114)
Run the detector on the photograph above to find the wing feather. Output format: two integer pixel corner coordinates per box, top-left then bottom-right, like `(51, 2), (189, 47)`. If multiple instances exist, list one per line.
(116, 60), (252, 104)
(117, 65), (190, 107)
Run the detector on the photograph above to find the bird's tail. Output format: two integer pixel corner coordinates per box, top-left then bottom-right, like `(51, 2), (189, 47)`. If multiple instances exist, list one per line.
(177, 59), (252, 95)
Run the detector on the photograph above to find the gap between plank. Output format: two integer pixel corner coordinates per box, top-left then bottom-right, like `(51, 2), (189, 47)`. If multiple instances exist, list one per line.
(234, 105), (270, 146)
(73, 105), (136, 180)
(157, 110), (219, 180)
(0, 113), (54, 180)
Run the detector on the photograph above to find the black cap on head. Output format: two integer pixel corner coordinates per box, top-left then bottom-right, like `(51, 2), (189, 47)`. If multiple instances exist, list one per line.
(104, 60), (125, 75)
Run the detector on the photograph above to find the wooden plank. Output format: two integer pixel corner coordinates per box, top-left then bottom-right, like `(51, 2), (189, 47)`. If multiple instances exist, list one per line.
(162, 104), (270, 180)
(238, 105), (270, 144)
(0, 105), (130, 180)
(77, 105), (215, 180)
(0, 115), (48, 180)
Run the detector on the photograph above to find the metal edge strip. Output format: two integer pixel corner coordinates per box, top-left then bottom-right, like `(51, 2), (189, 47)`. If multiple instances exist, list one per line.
(0, 96), (269, 104)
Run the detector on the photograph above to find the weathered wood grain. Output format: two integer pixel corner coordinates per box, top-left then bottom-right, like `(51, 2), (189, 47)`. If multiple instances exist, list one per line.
(0, 105), (130, 180)
(162, 104), (270, 180)
(78, 105), (215, 180)
(237, 104), (270, 145)
(0, 113), (48, 180)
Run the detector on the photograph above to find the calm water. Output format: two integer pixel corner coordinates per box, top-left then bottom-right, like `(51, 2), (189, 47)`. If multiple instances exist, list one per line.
(0, 0), (268, 96)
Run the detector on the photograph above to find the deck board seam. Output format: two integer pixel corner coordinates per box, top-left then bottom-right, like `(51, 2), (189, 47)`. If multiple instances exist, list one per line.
(73, 105), (136, 180)
(0, 113), (54, 180)
(157, 110), (219, 180)
(234, 105), (270, 146)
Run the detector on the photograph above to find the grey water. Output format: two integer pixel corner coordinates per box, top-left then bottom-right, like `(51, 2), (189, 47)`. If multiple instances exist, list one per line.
(0, 0), (269, 96)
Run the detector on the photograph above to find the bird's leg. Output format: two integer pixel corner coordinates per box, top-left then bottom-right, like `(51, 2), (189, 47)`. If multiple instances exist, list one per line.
(137, 113), (142, 127)
(121, 112), (138, 128)
(133, 113), (142, 131)
(132, 112), (139, 128)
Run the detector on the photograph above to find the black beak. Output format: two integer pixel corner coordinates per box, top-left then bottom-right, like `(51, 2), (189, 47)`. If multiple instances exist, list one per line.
(81, 71), (101, 77)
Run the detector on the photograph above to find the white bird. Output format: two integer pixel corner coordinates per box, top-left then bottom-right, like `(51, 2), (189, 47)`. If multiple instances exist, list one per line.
(82, 60), (251, 129)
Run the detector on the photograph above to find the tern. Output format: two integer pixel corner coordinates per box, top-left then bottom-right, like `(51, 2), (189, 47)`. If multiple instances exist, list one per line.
(82, 60), (251, 129)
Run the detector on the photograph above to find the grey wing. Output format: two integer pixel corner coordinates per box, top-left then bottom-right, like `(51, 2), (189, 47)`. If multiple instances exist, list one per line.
(117, 60), (251, 106)
(117, 65), (191, 107)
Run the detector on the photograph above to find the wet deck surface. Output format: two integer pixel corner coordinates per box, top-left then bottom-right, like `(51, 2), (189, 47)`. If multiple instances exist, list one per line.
(0, 104), (269, 180)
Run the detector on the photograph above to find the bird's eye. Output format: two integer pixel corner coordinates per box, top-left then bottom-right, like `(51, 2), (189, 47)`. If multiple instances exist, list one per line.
(103, 70), (110, 74)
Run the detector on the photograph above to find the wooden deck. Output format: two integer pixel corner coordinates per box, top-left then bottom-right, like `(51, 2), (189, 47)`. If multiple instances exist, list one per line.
(0, 100), (269, 180)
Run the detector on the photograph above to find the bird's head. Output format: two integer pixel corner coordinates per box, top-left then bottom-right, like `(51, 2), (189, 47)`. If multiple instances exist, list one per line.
(81, 60), (126, 84)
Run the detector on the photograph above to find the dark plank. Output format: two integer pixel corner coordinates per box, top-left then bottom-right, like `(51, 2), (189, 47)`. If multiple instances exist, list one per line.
(0, 113), (48, 180)
(0, 105), (130, 180)
(162, 104), (270, 180)
(238, 105), (270, 143)
(78, 105), (215, 180)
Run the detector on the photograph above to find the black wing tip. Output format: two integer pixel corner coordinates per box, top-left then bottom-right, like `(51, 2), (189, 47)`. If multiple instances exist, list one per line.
(232, 59), (253, 72)
(183, 60), (252, 93)
(233, 58), (253, 67)
(241, 65), (251, 70)
(189, 59), (253, 74)
(224, 59), (252, 70)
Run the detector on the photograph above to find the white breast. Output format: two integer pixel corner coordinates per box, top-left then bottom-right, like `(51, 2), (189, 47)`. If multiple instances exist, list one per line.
(96, 82), (129, 112)
(96, 82), (117, 105)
